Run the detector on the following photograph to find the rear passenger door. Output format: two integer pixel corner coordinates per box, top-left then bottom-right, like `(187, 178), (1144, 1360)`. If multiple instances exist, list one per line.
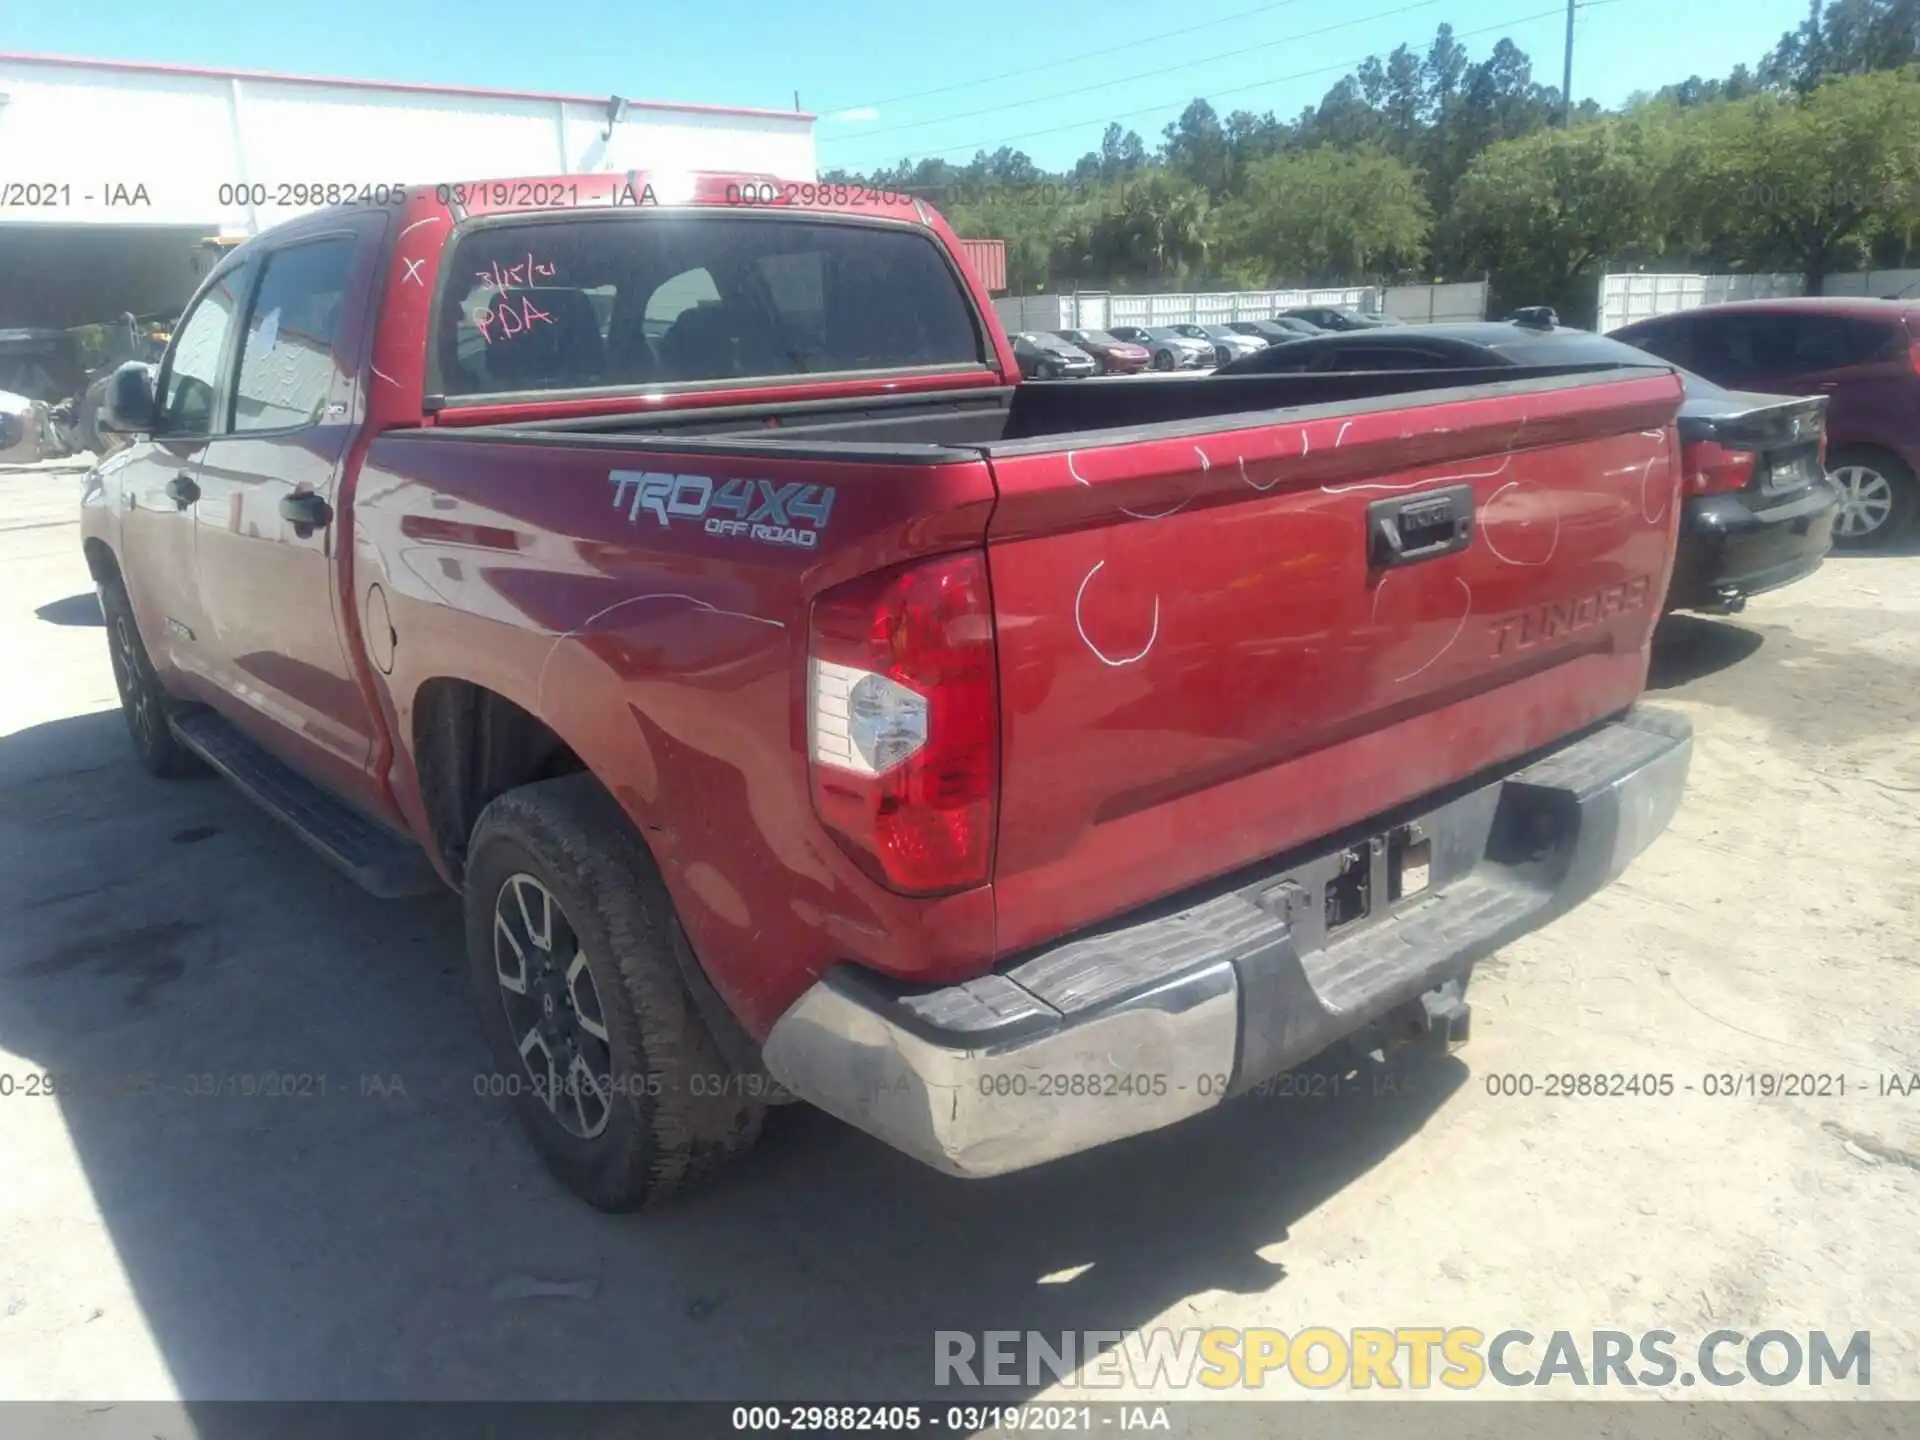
(1789, 316), (1914, 444)
(189, 214), (391, 815)
(1685, 312), (1850, 396)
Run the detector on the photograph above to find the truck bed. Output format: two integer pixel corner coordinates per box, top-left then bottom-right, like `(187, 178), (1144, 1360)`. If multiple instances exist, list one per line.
(407, 361), (1652, 457)
(361, 361), (1684, 1026)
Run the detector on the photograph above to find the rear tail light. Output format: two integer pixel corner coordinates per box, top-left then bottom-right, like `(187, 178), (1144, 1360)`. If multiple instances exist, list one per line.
(808, 551), (998, 895)
(1680, 439), (1759, 495)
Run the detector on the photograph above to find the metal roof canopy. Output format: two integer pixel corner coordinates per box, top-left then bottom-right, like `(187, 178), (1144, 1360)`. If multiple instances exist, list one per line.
(0, 52), (818, 235)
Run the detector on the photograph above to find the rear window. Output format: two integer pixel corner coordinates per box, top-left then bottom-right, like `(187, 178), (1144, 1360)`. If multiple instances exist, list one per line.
(432, 215), (986, 398)
(1486, 330), (1660, 366)
(1318, 343), (1460, 370)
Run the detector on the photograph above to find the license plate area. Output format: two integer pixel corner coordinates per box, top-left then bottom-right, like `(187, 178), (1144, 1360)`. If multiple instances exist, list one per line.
(1322, 823), (1433, 938)
(1762, 444), (1822, 494)
(1389, 823), (1432, 901)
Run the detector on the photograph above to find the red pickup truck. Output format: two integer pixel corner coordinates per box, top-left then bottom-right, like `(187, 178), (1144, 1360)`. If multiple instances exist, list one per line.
(82, 172), (1693, 1209)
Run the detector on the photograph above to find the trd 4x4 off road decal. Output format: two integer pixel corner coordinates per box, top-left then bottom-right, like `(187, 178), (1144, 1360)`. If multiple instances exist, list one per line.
(609, 470), (836, 550)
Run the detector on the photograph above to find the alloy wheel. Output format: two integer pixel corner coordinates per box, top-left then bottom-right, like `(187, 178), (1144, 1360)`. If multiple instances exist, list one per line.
(1829, 465), (1895, 539)
(493, 872), (614, 1139)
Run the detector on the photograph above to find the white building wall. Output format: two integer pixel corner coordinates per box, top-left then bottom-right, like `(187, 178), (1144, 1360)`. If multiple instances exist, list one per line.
(0, 56), (816, 234)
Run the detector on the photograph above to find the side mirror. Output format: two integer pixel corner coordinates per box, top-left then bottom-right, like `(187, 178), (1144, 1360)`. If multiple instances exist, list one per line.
(98, 362), (158, 435)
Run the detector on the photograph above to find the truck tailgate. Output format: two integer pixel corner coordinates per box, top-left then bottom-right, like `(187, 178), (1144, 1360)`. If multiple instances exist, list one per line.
(983, 369), (1684, 954)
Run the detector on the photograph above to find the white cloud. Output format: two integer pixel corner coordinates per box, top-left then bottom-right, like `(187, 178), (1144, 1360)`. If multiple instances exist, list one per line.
(827, 106), (881, 123)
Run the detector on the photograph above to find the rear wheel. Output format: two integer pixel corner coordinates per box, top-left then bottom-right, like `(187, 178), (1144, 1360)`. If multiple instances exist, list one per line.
(1827, 449), (1916, 550)
(97, 573), (200, 778)
(464, 775), (765, 1210)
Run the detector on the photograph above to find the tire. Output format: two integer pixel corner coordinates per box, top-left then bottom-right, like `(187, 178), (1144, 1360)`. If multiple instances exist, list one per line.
(1152, 349), (1174, 371)
(1215, 347), (1231, 368)
(1037, 360), (1059, 380)
(97, 572), (200, 778)
(1826, 448), (1917, 550)
(463, 774), (765, 1210)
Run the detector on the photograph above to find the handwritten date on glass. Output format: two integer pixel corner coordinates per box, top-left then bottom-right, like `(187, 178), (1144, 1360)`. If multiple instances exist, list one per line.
(470, 253), (560, 345)
(474, 253), (557, 291)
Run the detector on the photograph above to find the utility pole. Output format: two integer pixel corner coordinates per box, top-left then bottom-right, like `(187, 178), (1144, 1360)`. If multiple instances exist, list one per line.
(1562, 0), (1575, 126)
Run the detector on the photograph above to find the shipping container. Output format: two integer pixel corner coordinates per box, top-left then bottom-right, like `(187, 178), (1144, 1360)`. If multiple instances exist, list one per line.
(958, 238), (1007, 294)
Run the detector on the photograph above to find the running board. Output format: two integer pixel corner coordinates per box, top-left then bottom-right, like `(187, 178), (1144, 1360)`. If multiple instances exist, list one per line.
(169, 709), (442, 898)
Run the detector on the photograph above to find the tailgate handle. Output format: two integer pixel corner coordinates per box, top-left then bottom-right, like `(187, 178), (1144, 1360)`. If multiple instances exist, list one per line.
(1368, 484), (1474, 568)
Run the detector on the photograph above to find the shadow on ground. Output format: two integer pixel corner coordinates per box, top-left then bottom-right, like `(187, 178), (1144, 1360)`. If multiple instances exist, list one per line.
(1651, 602), (1920, 750)
(33, 592), (103, 628)
(1841, 530), (1920, 560)
(1649, 615), (1765, 690)
(0, 708), (1463, 1402)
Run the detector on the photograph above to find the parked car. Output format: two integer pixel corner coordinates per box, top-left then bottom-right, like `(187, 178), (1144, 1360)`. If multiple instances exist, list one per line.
(1109, 324), (1212, 370)
(1277, 305), (1396, 331)
(1229, 318), (1321, 344)
(1219, 319), (1839, 614)
(1011, 331), (1097, 380)
(1611, 298), (1920, 548)
(85, 171), (1692, 1209)
(1172, 323), (1266, 368)
(1054, 328), (1151, 374)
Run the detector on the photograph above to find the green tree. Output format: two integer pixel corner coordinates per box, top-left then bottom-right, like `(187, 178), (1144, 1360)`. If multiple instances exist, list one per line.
(1448, 115), (1676, 321)
(1160, 99), (1235, 196)
(1762, 0), (1920, 90)
(1057, 174), (1216, 286)
(1678, 67), (1920, 289)
(1071, 123), (1150, 183)
(1221, 146), (1430, 283)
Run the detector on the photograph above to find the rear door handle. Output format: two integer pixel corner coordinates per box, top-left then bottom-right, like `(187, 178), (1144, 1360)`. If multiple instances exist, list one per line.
(280, 491), (334, 535)
(165, 474), (199, 509)
(1367, 483), (1475, 568)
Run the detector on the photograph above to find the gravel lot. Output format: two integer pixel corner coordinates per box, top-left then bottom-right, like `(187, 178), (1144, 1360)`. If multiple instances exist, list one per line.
(1, 458), (1916, 1413)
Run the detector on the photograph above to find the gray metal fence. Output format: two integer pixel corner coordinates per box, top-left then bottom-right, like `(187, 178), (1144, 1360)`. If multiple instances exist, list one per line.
(1380, 281), (1490, 324)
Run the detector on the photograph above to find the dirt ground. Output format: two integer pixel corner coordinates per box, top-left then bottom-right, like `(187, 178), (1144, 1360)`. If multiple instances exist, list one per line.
(1, 458), (1916, 1414)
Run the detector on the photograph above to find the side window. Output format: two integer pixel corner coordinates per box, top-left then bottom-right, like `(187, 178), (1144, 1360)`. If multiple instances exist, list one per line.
(160, 270), (243, 435)
(1620, 319), (1688, 366)
(1778, 316), (1854, 374)
(1842, 318), (1907, 364)
(1315, 344), (1444, 370)
(232, 239), (356, 432)
(1689, 316), (1788, 383)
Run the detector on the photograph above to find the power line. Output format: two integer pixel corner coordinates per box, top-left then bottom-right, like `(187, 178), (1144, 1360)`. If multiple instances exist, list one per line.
(823, 0), (1319, 114)
(823, 0), (1441, 148)
(832, 0), (1629, 170)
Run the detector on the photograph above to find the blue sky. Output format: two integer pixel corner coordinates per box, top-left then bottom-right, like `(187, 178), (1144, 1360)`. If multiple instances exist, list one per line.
(12, 0), (1812, 172)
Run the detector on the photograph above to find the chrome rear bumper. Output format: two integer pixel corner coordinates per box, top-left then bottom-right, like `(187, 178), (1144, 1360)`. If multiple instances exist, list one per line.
(763, 707), (1692, 1177)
